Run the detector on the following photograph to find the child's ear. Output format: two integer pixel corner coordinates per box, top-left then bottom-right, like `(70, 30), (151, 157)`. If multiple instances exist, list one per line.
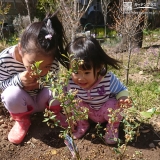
(99, 66), (107, 76)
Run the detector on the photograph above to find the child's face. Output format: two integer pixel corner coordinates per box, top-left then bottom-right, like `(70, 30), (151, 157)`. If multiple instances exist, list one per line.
(71, 67), (100, 90)
(22, 52), (54, 76)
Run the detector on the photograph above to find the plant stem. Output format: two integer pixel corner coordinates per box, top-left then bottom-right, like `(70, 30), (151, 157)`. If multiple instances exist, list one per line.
(63, 107), (81, 160)
(119, 143), (127, 160)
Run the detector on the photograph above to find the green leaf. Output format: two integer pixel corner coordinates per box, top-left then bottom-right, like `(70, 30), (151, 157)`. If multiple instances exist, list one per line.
(35, 61), (43, 68)
(140, 112), (153, 119)
(49, 115), (57, 120)
(43, 118), (49, 122)
(142, 108), (160, 116)
(61, 54), (69, 59)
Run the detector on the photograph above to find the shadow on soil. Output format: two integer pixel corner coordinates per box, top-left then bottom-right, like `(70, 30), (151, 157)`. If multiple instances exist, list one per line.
(27, 113), (160, 150)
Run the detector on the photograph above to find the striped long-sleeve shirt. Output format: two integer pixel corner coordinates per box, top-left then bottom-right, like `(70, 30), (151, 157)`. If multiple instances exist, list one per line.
(0, 45), (59, 96)
(68, 72), (128, 110)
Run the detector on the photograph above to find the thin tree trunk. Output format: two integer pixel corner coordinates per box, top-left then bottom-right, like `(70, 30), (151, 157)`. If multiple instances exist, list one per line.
(25, 0), (31, 23)
(126, 37), (132, 85)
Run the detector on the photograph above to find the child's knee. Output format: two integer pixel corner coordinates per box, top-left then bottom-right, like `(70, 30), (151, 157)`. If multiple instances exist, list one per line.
(105, 98), (119, 110)
(1, 86), (27, 112)
(102, 99), (122, 121)
(1, 86), (23, 103)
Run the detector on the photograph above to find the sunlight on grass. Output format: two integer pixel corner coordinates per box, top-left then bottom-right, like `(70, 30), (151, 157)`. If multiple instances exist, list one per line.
(128, 80), (160, 111)
(107, 39), (160, 113)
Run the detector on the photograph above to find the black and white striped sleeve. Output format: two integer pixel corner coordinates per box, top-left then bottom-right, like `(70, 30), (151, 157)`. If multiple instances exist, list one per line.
(0, 60), (23, 90)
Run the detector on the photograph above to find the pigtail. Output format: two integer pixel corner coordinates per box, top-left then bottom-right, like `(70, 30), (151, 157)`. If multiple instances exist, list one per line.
(38, 17), (56, 51)
(45, 19), (54, 40)
(89, 37), (122, 71)
(46, 12), (68, 68)
(20, 12), (68, 62)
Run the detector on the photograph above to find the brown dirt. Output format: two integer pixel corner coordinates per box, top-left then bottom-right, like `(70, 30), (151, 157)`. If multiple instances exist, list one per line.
(0, 106), (160, 160)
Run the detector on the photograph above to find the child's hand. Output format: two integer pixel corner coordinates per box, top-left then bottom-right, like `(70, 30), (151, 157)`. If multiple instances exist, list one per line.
(20, 71), (38, 87)
(118, 97), (132, 108)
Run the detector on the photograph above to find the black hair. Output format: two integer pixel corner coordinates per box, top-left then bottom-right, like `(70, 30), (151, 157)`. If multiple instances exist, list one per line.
(20, 12), (67, 67)
(65, 36), (121, 76)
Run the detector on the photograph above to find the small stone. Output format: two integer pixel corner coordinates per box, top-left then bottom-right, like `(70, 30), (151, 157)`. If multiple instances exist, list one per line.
(3, 130), (8, 135)
(2, 136), (8, 140)
(26, 141), (31, 144)
(1, 123), (7, 128)
(149, 143), (155, 148)
(132, 143), (135, 146)
(51, 149), (57, 155)
(31, 138), (38, 143)
(10, 117), (13, 121)
(0, 119), (4, 125)
(0, 115), (5, 119)
(139, 71), (143, 75)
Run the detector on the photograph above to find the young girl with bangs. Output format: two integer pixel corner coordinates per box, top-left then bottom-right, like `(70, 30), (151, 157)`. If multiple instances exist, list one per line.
(65, 36), (130, 144)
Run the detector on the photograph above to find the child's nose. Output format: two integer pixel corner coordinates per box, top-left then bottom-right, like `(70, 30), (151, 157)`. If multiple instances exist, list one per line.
(77, 73), (84, 80)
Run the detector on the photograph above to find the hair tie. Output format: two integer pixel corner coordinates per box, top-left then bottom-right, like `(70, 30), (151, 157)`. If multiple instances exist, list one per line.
(45, 34), (52, 40)
(45, 19), (53, 40)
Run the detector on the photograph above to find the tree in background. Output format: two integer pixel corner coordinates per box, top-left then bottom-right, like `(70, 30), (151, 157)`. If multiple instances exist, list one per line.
(108, 0), (146, 52)
(35, 0), (93, 41)
(25, 0), (31, 23)
(111, 2), (147, 85)
(100, 0), (113, 38)
(23, 0), (37, 23)
(58, 0), (93, 41)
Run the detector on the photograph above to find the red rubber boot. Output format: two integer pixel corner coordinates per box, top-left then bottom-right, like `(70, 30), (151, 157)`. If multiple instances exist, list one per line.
(72, 120), (90, 139)
(8, 106), (33, 144)
(105, 122), (120, 145)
